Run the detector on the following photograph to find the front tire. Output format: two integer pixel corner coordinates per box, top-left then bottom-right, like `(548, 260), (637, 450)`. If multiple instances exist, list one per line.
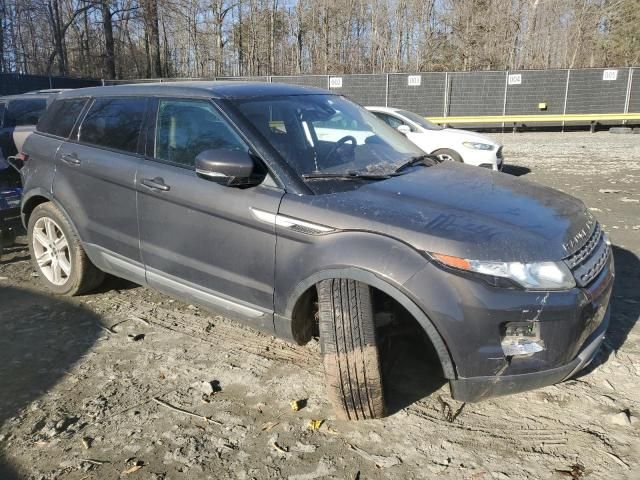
(317, 279), (385, 420)
(27, 202), (104, 296)
(432, 148), (463, 163)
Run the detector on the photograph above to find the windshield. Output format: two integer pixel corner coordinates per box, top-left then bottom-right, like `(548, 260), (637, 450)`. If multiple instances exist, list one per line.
(397, 109), (443, 131)
(229, 95), (426, 177)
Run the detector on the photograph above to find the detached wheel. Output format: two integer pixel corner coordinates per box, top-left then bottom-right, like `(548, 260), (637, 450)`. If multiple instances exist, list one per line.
(27, 202), (104, 295)
(432, 148), (463, 163)
(317, 279), (385, 420)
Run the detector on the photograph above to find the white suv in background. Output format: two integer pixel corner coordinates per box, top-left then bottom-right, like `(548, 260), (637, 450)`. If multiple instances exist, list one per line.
(366, 106), (504, 170)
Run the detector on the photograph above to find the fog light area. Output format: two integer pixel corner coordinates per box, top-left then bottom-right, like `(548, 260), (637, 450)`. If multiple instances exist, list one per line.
(501, 321), (545, 357)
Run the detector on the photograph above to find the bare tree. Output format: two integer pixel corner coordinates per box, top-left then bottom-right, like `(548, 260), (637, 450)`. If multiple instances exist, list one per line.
(1, 0), (637, 79)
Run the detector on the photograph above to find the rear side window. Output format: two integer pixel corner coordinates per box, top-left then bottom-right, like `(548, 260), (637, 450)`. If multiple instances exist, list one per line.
(79, 97), (146, 153)
(37, 98), (88, 138)
(4, 99), (47, 127)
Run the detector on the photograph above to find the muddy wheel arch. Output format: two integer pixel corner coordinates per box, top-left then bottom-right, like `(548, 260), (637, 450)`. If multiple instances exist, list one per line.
(280, 266), (457, 380)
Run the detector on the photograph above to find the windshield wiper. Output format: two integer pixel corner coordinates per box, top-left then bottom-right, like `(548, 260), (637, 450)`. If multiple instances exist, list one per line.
(302, 171), (394, 180)
(393, 154), (438, 173)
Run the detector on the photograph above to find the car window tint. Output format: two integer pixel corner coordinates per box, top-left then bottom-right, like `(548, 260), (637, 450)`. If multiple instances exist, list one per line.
(79, 97), (146, 153)
(37, 98), (88, 138)
(155, 99), (247, 168)
(4, 99), (47, 127)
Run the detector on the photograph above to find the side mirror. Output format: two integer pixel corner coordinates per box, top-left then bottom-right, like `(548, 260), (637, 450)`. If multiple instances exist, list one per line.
(195, 149), (259, 187)
(397, 124), (411, 135)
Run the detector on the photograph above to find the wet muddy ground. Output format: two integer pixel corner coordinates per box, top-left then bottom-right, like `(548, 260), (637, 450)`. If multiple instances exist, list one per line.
(0, 131), (639, 479)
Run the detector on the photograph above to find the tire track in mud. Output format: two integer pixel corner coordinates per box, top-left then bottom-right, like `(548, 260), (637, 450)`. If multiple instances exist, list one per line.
(405, 398), (631, 474)
(89, 293), (323, 375)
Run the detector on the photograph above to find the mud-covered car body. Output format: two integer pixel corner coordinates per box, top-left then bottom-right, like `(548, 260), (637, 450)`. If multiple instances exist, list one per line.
(19, 82), (613, 403)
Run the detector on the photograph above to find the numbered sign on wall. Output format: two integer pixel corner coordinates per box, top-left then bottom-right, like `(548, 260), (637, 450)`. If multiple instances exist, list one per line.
(508, 74), (522, 85)
(407, 75), (422, 86)
(602, 69), (618, 81)
(329, 77), (342, 89)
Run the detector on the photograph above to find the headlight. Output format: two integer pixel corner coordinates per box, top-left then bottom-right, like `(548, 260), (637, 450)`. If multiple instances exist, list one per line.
(430, 253), (576, 290)
(462, 141), (494, 151)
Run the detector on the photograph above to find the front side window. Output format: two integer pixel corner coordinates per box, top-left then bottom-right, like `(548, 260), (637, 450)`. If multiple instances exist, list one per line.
(229, 94), (425, 177)
(37, 98), (88, 138)
(154, 99), (247, 168)
(79, 97), (146, 153)
(396, 109), (443, 131)
(373, 112), (408, 130)
(4, 99), (47, 127)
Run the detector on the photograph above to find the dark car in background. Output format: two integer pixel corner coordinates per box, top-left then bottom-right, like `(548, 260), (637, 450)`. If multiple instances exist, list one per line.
(0, 90), (62, 168)
(0, 90), (63, 254)
(18, 82), (613, 420)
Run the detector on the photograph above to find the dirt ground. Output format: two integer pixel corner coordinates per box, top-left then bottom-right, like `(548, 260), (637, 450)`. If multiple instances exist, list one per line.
(0, 131), (639, 480)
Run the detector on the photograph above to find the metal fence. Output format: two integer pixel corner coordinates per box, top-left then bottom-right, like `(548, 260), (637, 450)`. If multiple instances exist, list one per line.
(0, 73), (100, 96)
(3, 68), (638, 126)
(104, 67), (639, 126)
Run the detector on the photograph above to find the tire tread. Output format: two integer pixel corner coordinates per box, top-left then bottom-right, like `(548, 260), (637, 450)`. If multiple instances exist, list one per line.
(318, 279), (384, 420)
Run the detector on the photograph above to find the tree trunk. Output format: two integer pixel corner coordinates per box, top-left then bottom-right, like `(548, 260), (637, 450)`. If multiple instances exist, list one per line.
(144, 0), (162, 77)
(102, 1), (116, 79)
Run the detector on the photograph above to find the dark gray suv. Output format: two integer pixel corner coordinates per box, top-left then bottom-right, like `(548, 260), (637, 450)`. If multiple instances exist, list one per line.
(19, 82), (614, 420)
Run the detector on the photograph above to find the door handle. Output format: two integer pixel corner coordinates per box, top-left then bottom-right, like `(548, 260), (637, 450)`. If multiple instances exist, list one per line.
(61, 153), (81, 165)
(141, 177), (170, 191)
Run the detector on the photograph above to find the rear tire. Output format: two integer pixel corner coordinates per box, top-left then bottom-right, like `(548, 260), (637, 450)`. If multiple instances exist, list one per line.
(27, 202), (104, 296)
(317, 278), (385, 420)
(432, 148), (463, 163)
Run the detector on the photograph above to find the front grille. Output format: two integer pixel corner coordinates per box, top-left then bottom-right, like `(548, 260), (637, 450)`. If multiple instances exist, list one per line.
(564, 223), (610, 287)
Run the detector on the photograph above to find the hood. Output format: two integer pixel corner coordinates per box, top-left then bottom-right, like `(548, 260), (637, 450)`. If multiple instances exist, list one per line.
(281, 163), (594, 262)
(437, 128), (500, 146)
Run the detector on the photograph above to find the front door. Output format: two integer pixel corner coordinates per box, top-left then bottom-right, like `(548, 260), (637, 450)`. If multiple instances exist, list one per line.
(136, 98), (283, 328)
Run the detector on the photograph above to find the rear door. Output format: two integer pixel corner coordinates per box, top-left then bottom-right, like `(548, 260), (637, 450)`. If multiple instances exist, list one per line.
(53, 96), (148, 282)
(20, 98), (89, 198)
(136, 97), (283, 325)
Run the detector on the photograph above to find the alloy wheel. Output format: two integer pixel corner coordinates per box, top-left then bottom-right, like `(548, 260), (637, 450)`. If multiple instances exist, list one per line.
(437, 153), (455, 162)
(32, 217), (71, 286)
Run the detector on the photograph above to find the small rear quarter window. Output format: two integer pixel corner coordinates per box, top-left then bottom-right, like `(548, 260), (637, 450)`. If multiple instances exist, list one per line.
(37, 98), (89, 138)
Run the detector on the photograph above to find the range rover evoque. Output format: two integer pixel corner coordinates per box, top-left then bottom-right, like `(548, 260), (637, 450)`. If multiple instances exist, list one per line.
(18, 82), (614, 420)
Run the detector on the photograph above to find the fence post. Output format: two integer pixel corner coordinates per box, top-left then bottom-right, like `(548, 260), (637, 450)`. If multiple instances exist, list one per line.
(502, 70), (509, 132)
(385, 73), (389, 107)
(443, 72), (449, 118)
(562, 69), (571, 132)
(623, 67), (633, 125)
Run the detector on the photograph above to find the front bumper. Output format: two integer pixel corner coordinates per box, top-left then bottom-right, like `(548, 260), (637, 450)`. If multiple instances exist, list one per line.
(463, 145), (504, 170)
(403, 243), (614, 401)
(449, 305), (609, 402)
